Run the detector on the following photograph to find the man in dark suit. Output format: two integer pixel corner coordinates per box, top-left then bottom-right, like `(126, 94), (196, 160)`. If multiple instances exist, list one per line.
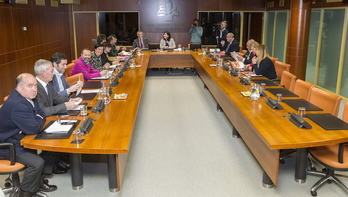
(215, 21), (228, 50)
(34, 59), (81, 116)
(237, 39), (255, 65)
(132, 31), (150, 49)
(0, 73), (57, 197)
(221, 33), (240, 57)
(50, 53), (82, 97)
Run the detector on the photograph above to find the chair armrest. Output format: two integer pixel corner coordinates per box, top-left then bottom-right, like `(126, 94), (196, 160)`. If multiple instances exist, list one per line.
(0, 142), (16, 165)
(338, 142), (348, 163)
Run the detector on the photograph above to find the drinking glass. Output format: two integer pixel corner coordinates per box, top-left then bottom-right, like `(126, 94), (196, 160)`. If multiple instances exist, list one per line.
(276, 93), (282, 103)
(80, 105), (87, 116)
(260, 83), (266, 94)
(298, 107), (306, 118)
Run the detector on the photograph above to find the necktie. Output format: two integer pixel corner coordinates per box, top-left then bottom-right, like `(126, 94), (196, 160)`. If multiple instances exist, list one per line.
(226, 42), (231, 52)
(139, 39), (143, 48)
(46, 84), (50, 100)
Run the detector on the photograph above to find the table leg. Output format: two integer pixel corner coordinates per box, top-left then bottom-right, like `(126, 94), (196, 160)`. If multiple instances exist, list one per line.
(295, 148), (308, 183)
(107, 154), (118, 192)
(232, 125), (240, 138)
(262, 170), (274, 188)
(70, 153), (83, 190)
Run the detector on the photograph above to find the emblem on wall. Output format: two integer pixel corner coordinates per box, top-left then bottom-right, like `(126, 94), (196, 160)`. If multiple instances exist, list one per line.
(157, 0), (180, 22)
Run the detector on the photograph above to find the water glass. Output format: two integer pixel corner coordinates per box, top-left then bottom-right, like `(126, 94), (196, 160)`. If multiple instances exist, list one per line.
(97, 89), (103, 100)
(260, 83), (266, 94)
(103, 91), (111, 105)
(80, 105), (87, 116)
(298, 107), (306, 118)
(276, 93), (282, 103)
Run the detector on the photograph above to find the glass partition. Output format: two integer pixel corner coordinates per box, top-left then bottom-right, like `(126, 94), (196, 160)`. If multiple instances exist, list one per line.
(306, 10), (321, 83)
(317, 9), (345, 92)
(273, 12), (288, 62)
(264, 12), (275, 56)
(98, 12), (139, 46)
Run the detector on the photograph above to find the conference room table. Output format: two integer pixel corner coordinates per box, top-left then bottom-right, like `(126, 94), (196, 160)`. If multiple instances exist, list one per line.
(21, 50), (348, 192)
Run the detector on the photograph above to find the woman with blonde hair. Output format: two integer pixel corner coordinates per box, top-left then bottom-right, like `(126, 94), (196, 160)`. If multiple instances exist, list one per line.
(251, 44), (277, 80)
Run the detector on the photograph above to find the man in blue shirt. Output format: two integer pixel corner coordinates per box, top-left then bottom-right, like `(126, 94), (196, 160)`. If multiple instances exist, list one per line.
(189, 19), (203, 44)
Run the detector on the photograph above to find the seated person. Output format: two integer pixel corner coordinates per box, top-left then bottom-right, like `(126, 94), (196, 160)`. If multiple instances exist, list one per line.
(220, 33), (239, 57)
(71, 48), (109, 81)
(244, 41), (259, 71)
(251, 44), (277, 80)
(101, 42), (119, 66)
(0, 73), (57, 197)
(35, 59), (82, 116)
(160, 31), (176, 49)
(237, 39), (255, 64)
(107, 35), (126, 58)
(51, 52), (82, 97)
(91, 44), (111, 71)
(132, 31), (150, 49)
(97, 34), (106, 44)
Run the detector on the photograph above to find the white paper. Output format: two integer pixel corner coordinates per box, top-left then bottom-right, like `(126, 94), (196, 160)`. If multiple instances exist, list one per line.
(71, 104), (86, 111)
(231, 52), (245, 68)
(45, 120), (77, 133)
(81, 89), (100, 94)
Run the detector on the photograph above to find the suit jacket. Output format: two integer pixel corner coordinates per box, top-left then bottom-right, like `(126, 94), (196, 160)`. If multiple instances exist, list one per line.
(101, 52), (112, 65)
(0, 90), (46, 155)
(160, 38), (176, 49)
(216, 28), (228, 49)
(253, 57), (277, 80)
(221, 39), (240, 56)
(132, 38), (150, 49)
(52, 74), (70, 97)
(36, 81), (70, 116)
(243, 50), (254, 65)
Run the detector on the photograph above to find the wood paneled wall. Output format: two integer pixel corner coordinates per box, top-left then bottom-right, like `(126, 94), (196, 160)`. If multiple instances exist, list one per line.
(265, 0), (348, 10)
(0, 0), (72, 102)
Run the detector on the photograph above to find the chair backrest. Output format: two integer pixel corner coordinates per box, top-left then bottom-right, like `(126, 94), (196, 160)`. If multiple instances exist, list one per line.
(280, 71), (296, 92)
(292, 79), (314, 101)
(0, 143), (26, 173)
(239, 46), (243, 52)
(71, 59), (78, 63)
(65, 63), (75, 78)
(66, 73), (84, 86)
(3, 95), (9, 102)
(274, 61), (290, 80)
(308, 87), (342, 116)
(342, 102), (348, 123)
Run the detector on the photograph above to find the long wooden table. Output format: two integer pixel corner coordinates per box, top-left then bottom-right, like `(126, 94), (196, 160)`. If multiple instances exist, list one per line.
(21, 51), (348, 192)
(21, 53), (150, 191)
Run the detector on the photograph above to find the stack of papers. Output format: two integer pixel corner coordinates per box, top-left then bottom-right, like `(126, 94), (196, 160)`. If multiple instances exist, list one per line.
(45, 120), (78, 133)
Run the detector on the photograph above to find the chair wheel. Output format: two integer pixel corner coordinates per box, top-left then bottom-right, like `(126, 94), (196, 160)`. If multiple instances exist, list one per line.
(311, 191), (317, 196)
(322, 168), (327, 172)
(328, 180), (332, 184)
(310, 167), (317, 171)
(280, 159), (285, 164)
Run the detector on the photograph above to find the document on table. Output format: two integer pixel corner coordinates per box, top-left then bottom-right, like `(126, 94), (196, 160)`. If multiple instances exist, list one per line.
(81, 89), (100, 94)
(231, 52), (244, 68)
(45, 120), (78, 133)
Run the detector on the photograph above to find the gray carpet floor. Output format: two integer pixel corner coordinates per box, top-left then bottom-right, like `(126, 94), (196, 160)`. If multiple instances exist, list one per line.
(1, 75), (348, 197)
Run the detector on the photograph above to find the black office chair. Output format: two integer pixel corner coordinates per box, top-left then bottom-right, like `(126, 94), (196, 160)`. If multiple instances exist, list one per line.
(0, 143), (26, 197)
(307, 142), (348, 196)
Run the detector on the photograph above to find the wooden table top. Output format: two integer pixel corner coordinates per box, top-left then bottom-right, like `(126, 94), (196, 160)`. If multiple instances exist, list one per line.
(191, 52), (348, 150)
